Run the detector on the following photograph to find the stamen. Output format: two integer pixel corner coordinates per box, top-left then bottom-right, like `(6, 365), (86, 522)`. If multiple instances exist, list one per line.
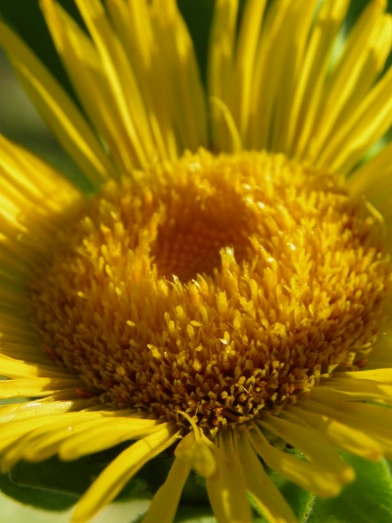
(28, 149), (391, 431)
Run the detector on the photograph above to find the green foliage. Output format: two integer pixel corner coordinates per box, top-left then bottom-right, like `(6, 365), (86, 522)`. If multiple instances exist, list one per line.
(178, 0), (214, 86)
(2, 448), (392, 522)
(310, 454), (392, 523)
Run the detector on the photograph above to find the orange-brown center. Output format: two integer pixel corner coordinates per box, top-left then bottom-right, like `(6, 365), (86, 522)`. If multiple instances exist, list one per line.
(28, 150), (391, 430)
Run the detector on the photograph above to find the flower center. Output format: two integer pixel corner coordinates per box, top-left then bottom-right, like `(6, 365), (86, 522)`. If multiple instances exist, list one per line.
(29, 149), (390, 431)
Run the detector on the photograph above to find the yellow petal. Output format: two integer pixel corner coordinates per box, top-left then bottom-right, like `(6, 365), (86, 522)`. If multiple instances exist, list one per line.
(318, 66), (392, 173)
(208, 0), (238, 152)
(0, 353), (74, 380)
(321, 398), (392, 434)
(302, 397), (392, 457)
(0, 377), (83, 399)
(0, 23), (114, 187)
(71, 424), (179, 523)
(151, 0), (207, 151)
(246, 0), (294, 149)
(362, 333), (392, 368)
(258, 412), (354, 483)
(286, 404), (382, 461)
(206, 430), (253, 523)
(287, 0), (351, 157)
(332, 368), (392, 382)
(247, 425), (343, 497)
(0, 135), (80, 214)
(349, 141), (392, 203)
(141, 456), (190, 523)
(104, 0), (177, 161)
(0, 135), (83, 268)
(233, 0), (267, 137)
(267, 0), (319, 152)
(73, 0), (156, 168)
(175, 429), (216, 478)
(5, 416), (163, 467)
(0, 398), (88, 423)
(41, 0), (137, 173)
(314, 376), (392, 402)
(310, 0), (390, 164)
(236, 430), (297, 523)
(59, 419), (169, 460)
(332, 14), (392, 129)
(0, 411), (103, 458)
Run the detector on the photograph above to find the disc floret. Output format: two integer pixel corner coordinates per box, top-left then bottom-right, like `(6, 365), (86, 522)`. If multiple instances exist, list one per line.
(29, 149), (390, 431)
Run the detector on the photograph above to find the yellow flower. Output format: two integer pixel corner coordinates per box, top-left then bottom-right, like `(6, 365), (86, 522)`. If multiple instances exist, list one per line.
(0, 1), (392, 522)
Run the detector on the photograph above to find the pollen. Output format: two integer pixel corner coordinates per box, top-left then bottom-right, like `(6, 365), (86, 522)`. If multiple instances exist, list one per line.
(28, 149), (391, 431)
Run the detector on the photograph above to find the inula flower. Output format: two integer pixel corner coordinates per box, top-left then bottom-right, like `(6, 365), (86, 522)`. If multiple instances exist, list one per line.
(0, 0), (392, 522)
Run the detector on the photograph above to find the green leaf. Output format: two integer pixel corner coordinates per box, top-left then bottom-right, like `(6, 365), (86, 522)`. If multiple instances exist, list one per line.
(177, 0), (215, 87)
(308, 454), (392, 523)
(5, 450), (151, 511)
(0, 466), (75, 512)
(249, 449), (392, 523)
(269, 471), (314, 523)
(4, 449), (392, 523)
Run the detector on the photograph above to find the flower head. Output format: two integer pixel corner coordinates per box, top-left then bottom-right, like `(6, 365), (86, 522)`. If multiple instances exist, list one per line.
(0, 1), (392, 523)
